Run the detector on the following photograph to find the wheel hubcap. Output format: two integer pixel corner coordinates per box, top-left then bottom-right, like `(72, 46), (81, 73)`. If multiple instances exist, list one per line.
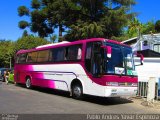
(26, 79), (31, 88)
(73, 86), (81, 97)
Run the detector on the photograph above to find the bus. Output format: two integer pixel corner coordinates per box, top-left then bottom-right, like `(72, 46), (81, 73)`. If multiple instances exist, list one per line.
(14, 38), (142, 99)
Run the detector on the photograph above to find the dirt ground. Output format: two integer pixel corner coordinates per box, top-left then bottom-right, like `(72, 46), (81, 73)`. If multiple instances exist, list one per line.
(131, 97), (160, 110)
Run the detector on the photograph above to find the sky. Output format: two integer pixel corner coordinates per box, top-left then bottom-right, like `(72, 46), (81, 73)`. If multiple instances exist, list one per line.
(0, 0), (160, 41)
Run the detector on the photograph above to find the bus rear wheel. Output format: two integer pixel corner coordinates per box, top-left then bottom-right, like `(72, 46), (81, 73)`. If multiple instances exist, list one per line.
(72, 84), (83, 99)
(26, 77), (32, 89)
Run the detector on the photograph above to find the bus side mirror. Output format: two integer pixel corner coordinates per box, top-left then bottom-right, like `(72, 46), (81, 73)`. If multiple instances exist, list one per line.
(136, 53), (144, 65)
(101, 46), (112, 58)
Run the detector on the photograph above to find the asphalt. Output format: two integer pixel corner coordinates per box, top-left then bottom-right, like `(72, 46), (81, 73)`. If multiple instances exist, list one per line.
(0, 81), (160, 114)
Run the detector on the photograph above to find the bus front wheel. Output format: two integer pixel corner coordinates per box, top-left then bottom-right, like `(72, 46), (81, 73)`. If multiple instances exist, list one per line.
(26, 77), (32, 89)
(72, 84), (83, 99)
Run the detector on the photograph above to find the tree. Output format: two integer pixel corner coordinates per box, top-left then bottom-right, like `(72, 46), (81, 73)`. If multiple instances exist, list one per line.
(155, 20), (160, 33)
(18, 6), (29, 16)
(65, 22), (104, 41)
(0, 36), (49, 67)
(22, 30), (29, 37)
(127, 18), (143, 38)
(127, 18), (156, 39)
(31, 0), (41, 9)
(141, 21), (155, 34)
(18, 0), (136, 42)
(64, 0), (137, 41)
(0, 40), (15, 68)
(14, 35), (50, 52)
(18, 21), (29, 29)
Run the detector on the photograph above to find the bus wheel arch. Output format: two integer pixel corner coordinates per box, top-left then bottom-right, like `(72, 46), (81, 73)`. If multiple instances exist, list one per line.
(25, 75), (32, 89)
(71, 79), (83, 99)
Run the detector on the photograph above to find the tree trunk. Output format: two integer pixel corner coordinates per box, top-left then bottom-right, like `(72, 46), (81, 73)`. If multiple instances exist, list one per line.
(59, 24), (63, 42)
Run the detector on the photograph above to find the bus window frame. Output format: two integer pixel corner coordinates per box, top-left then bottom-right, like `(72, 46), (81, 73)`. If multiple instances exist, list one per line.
(16, 43), (83, 64)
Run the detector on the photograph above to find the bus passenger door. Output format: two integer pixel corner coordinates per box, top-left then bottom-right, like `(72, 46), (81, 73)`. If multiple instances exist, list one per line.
(85, 42), (103, 77)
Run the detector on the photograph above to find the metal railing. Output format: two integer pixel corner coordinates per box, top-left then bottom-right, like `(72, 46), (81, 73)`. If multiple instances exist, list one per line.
(137, 81), (159, 100)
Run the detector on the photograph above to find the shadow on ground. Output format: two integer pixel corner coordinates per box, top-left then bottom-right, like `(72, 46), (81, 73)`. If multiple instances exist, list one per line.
(16, 84), (133, 106)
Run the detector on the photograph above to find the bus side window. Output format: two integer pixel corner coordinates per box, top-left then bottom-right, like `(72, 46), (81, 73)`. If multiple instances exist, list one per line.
(52, 48), (65, 62)
(67, 44), (82, 61)
(37, 50), (50, 62)
(26, 52), (38, 63)
(18, 53), (27, 63)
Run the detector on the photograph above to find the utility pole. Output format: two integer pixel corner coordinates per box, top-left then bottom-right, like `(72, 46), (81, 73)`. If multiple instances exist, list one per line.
(10, 56), (11, 69)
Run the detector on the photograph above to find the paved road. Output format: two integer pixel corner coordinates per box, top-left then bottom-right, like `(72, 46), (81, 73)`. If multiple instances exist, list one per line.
(0, 82), (159, 114)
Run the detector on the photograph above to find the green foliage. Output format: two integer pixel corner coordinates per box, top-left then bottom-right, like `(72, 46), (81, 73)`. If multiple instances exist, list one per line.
(126, 18), (156, 39)
(155, 20), (160, 32)
(0, 36), (50, 68)
(65, 22), (104, 41)
(50, 34), (57, 43)
(141, 21), (155, 34)
(14, 35), (50, 52)
(18, 0), (136, 41)
(111, 35), (129, 42)
(0, 40), (15, 68)
(127, 18), (142, 38)
(31, 0), (41, 9)
(64, 0), (136, 40)
(18, 21), (29, 29)
(18, 6), (29, 16)
(101, 7), (132, 38)
(22, 30), (29, 37)
(30, 9), (53, 37)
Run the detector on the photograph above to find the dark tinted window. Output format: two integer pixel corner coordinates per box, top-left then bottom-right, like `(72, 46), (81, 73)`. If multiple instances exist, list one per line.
(37, 50), (50, 62)
(17, 44), (82, 64)
(18, 53), (27, 63)
(50, 44), (82, 62)
(85, 42), (102, 74)
(66, 44), (82, 61)
(52, 47), (65, 62)
(26, 52), (38, 63)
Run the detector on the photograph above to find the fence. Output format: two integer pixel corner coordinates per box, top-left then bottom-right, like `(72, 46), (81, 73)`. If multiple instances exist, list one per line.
(137, 81), (159, 100)
(135, 58), (160, 100)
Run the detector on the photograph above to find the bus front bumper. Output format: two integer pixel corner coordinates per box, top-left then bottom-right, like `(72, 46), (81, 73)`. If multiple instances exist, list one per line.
(105, 86), (137, 97)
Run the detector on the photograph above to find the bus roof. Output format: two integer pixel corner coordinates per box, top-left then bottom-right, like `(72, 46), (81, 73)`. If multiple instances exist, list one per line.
(17, 38), (130, 54)
(36, 41), (70, 49)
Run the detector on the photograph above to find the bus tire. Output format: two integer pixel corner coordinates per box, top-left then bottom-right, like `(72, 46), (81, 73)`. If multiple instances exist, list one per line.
(72, 84), (83, 99)
(25, 77), (32, 89)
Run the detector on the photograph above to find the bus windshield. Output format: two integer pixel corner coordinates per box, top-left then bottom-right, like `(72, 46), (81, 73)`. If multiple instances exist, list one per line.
(104, 43), (136, 76)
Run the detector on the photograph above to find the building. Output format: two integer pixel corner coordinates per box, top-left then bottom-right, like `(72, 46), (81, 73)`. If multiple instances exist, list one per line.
(122, 33), (160, 98)
(122, 33), (160, 57)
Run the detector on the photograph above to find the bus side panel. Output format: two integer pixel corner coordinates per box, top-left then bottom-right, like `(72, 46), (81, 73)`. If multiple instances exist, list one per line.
(31, 64), (78, 91)
(31, 63), (105, 96)
(80, 75), (106, 97)
(14, 64), (33, 84)
(14, 64), (106, 96)
(14, 63), (137, 97)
